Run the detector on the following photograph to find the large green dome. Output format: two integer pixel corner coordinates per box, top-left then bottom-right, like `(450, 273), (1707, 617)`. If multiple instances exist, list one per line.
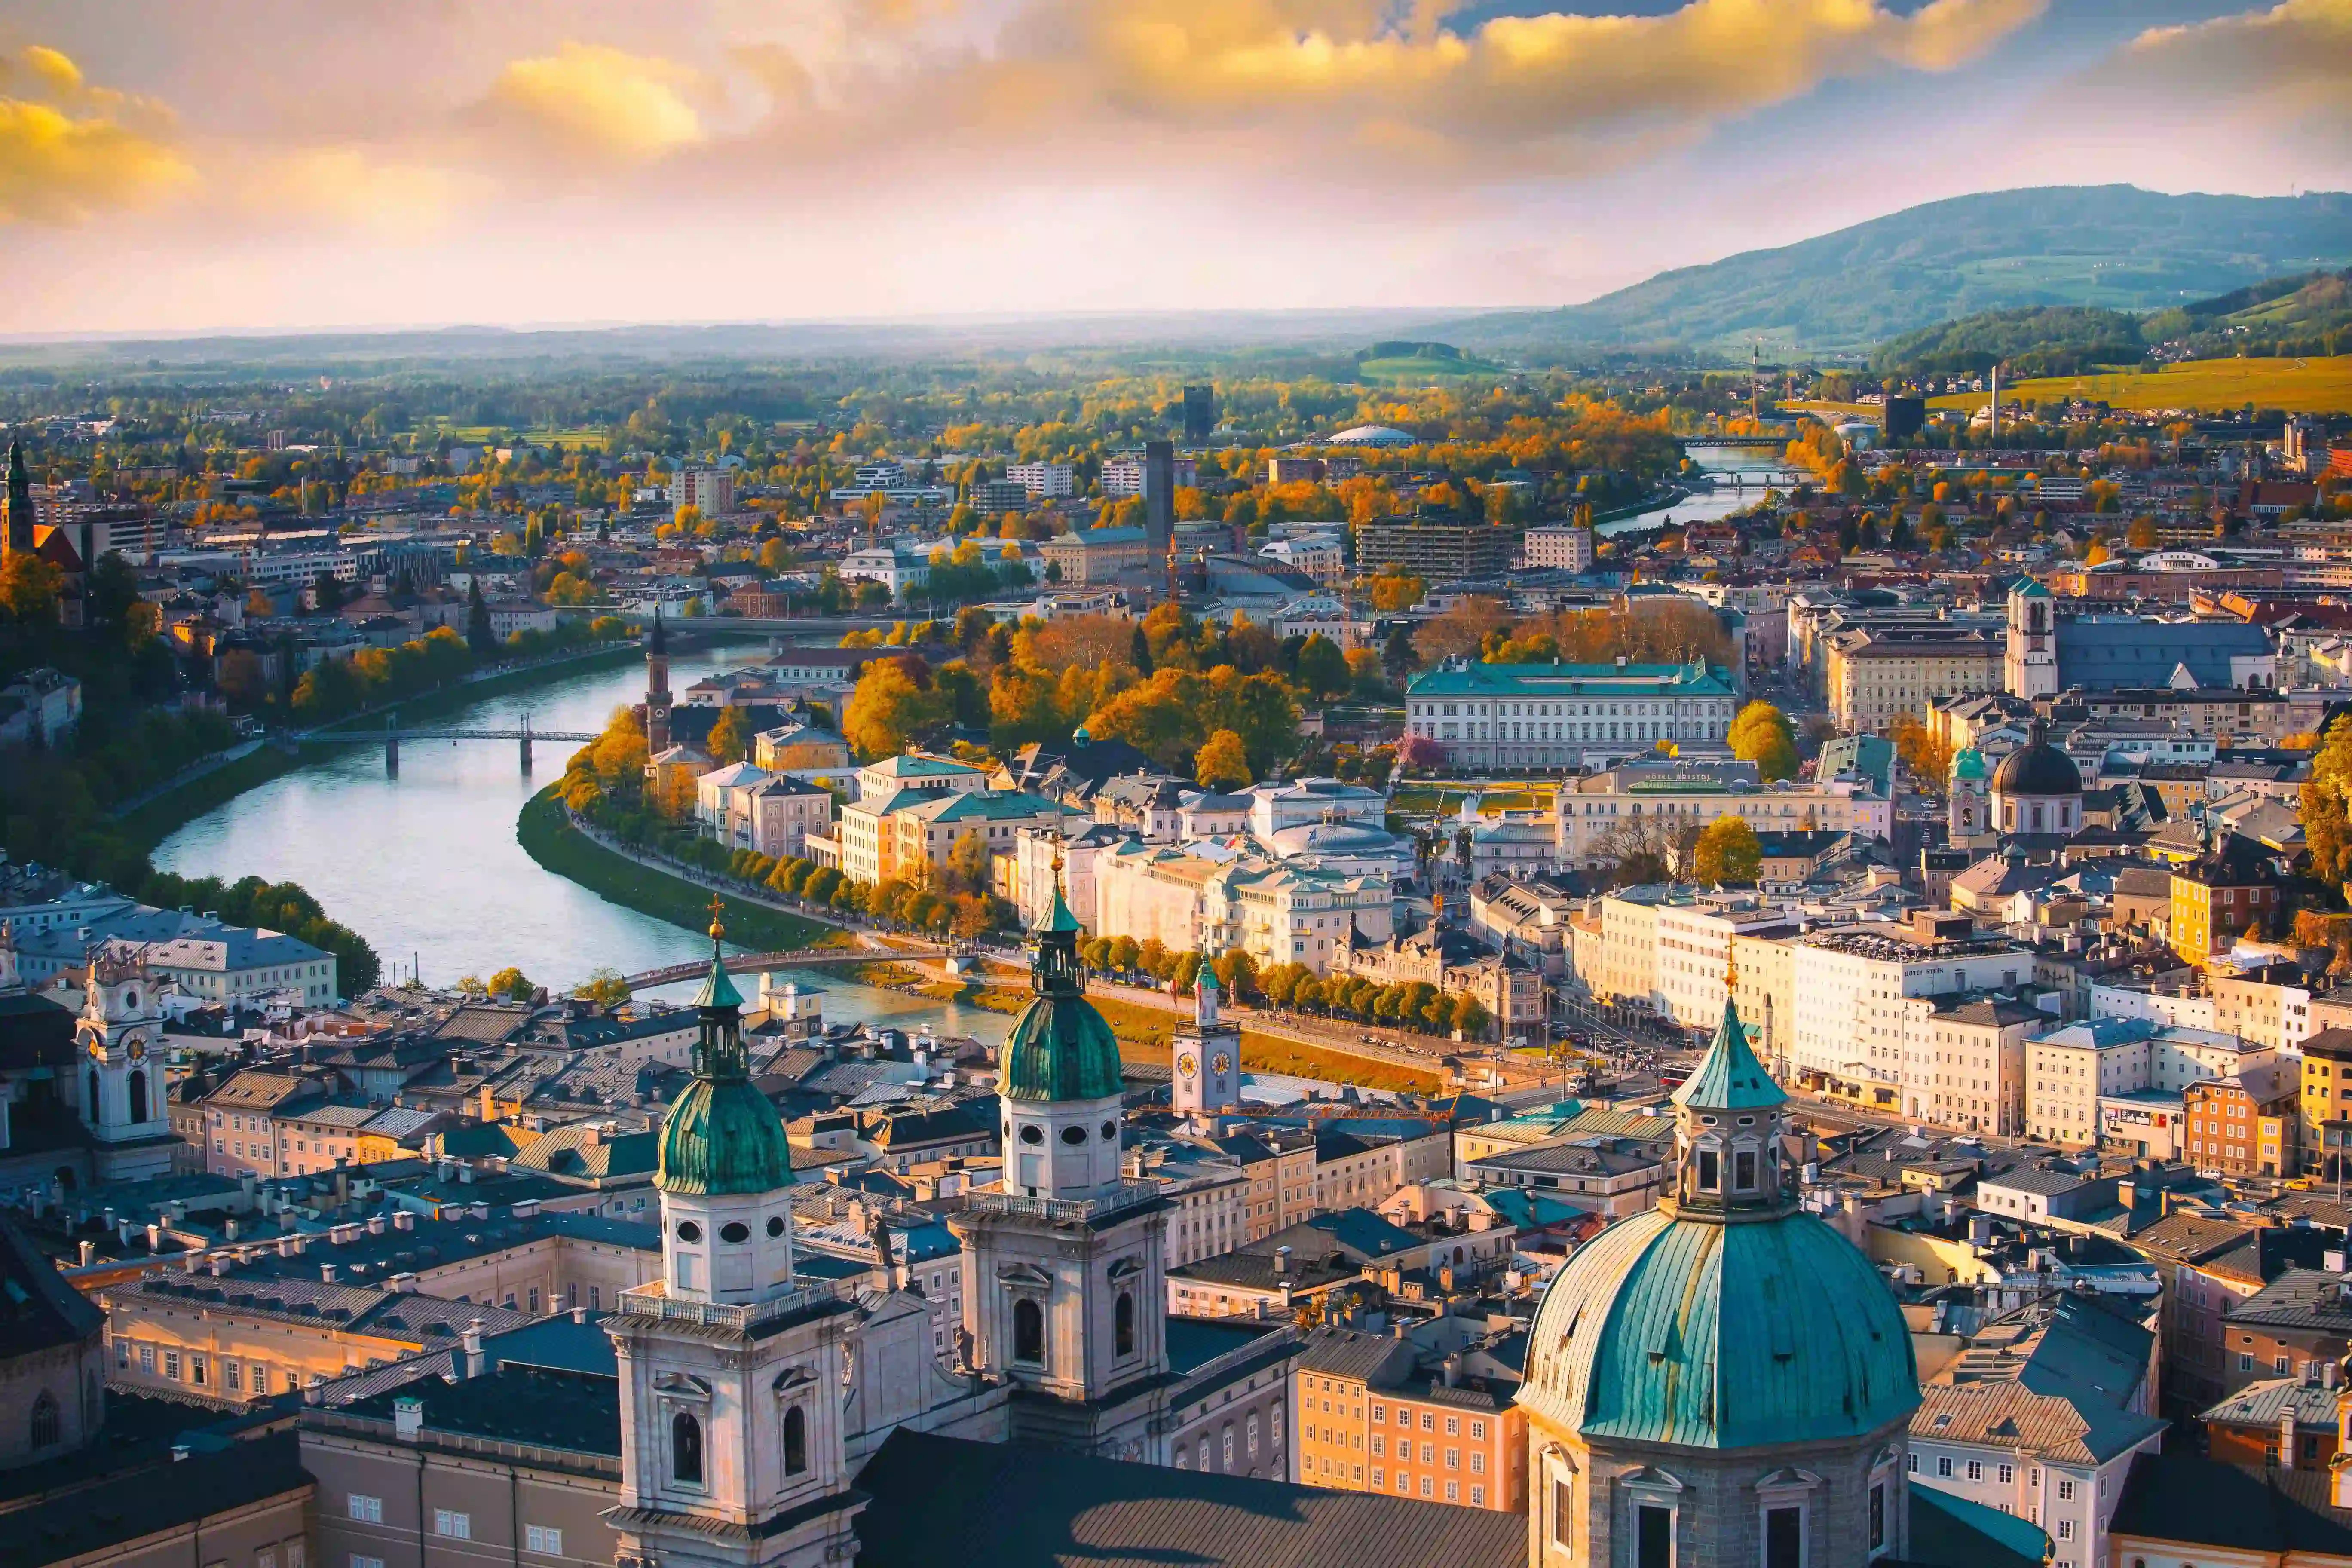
(1001, 874), (1124, 1103)
(1003, 994), (1124, 1102)
(656, 922), (791, 1196)
(1519, 1203), (1918, 1449)
(658, 1076), (793, 1196)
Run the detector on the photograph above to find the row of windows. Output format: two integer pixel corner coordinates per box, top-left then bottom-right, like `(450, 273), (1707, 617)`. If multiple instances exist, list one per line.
(345, 1495), (558, 1554)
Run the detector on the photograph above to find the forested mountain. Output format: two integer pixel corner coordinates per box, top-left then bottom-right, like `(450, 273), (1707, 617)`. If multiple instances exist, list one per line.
(1450, 186), (2352, 358)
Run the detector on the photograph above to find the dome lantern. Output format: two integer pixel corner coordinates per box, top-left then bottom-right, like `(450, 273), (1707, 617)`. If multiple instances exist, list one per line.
(999, 844), (1126, 1199)
(657, 901), (792, 1199)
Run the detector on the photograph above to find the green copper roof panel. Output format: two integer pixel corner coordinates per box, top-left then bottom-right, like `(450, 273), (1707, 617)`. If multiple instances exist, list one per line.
(658, 1077), (793, 1195)
(1032, 881), (1084, 935)
(1001, 994), (1124, 1102)
(1672, 998), (1787, 1113)
(692, 950), (743, 1011)
(1522, 1207), (1918, 1449)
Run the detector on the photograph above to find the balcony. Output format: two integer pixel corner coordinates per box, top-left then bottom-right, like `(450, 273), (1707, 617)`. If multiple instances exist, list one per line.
(614, 1274), (857, 1332)
(961, 1180), (1164, 1226)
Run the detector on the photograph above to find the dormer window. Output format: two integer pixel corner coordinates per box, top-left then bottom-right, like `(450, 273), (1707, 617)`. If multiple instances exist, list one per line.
(1697, 1149), (1721, 1191)
(1735, 1148), (1759, 1191)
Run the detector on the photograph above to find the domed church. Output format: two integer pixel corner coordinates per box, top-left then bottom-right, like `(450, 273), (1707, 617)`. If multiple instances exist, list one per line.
(1519, 977), (1920, 1568)
(1987, 717), (2082, 838)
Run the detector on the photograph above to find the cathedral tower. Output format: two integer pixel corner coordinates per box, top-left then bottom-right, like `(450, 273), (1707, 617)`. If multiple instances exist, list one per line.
(949, 867), (1172, 1459)
(2004, 578), (2058, 698)
(78, 952), (175, 1182)
(606, 906), (866, 1568)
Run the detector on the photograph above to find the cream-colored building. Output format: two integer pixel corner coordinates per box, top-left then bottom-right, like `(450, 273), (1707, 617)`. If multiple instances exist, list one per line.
(1823, 625), (2005, 735)
(1202, 858), (1395, 977)
(1555, 766), (1892, 872)
(1896, 993), (2041, 1136)
(1595, 887), (1668, 1005)
(1785, 920), (2037, 1100)
(2025, 1017), (2274, 1147)
(1651, 897), (1799, 1030)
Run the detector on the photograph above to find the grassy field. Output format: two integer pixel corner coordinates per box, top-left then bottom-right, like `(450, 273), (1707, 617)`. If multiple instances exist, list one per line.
(1928, 355), (2352, 415)
(1086, 995), (1445, 1095)
(515, 790), (839, 954)
(426, 423), (612, 446)
(1356, 351), (1504, 385)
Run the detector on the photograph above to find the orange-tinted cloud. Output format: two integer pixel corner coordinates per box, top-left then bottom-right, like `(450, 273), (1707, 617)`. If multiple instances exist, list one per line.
(2116, 0), (2352, 129)
(0, 44), (192, 223)
(475, 42), (708, 167)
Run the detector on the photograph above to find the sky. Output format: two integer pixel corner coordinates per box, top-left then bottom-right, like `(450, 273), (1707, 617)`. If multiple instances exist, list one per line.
(0, 0), (2343, 337)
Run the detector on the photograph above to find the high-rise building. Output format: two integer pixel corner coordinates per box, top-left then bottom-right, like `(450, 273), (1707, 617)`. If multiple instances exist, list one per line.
(3, 441), (30, 557)
(672, 466), (735, 518)
(1143, 440), (1175, 564)
(1883, 395), (1926, 439)
(1182, 385), (1216, 443)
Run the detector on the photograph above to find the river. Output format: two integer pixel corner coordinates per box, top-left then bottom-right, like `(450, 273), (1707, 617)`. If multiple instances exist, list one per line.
(1598, 440), (1810, 537)
(151, 636), (1011, 1044)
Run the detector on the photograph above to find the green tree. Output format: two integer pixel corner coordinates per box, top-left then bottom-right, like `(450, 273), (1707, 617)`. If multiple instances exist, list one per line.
(1692, 815), (1762, 885)
(1455, 995), (1491, 1041)
(1727, 700), (1798, 782)
(486, 967), (533, 1002)
(1294, 634), (1351, 701)
(1194, 729), (1253, 791)
(465, 577), (496, 657)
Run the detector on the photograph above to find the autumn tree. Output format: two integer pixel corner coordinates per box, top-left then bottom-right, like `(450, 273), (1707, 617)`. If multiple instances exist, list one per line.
(1368, 573), (1426, 612)
(843, 658), (942, 761)
(1692, 815), (1762, 885)
(1727, 700), (1798, 782)
(707, 706), (752, 766)
(1195, 729), (1253, 791)
(2304, 717), (2352, 894)
(946, 829), (991, 893)
(1890, 714), (1954, 791)
(0, 554), (63, 625)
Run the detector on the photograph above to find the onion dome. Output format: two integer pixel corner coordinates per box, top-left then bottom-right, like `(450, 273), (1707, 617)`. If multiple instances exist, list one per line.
(1001, 875), (1123, 1103)
(658, 909), (792, 1196)
(1952, 747), (1987, 783)
(1521, 993), (1918, 1450)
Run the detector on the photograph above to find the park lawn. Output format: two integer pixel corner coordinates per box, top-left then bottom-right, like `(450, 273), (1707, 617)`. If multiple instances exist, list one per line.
(515, 790), (838, 953)
(1928, 355), (2352, 416)
(1086, 995), (1444, 1095)
(1356, 352), (1504, 385)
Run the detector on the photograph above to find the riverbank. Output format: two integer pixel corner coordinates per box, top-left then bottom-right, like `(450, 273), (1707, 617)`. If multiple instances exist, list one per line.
(516, 789), (839, 953)
(116, 742), (324, 853)
(309, 637), (655, 738)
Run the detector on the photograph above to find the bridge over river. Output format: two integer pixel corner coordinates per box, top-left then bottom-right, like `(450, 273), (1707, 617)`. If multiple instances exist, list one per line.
(622, 943), (949, 993)
(306, 716), (597, 771)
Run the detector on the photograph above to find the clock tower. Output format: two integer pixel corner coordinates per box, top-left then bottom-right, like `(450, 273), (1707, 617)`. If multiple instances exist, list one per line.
(78, 951), (175, 1182)
(1171, 966), (1241, 1120)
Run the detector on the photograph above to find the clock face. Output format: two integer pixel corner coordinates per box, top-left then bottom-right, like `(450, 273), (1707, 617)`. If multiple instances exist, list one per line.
(1176, 1052), (1199, 1079)
(129, 1038), (147, 1061)
(1213, 1053), (1231, 1076)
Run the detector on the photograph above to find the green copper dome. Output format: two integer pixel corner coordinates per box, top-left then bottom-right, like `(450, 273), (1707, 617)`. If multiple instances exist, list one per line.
(1672, 995), (1786, 1114)
(1519, 1202), (1919, 1449)
(1953, 747), (1987, 782)
(656, 918), (792, 1196)
(1001, 875), (1123, 1102)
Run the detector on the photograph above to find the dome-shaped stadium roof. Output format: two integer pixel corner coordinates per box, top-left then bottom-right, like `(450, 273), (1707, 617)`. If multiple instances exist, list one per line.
(1325, 425), (1416, 448)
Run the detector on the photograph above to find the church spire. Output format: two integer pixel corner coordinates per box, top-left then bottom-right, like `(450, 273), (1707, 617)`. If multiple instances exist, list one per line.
(690, 897), (746, 1079)
(1665, 952), (1792, 1218)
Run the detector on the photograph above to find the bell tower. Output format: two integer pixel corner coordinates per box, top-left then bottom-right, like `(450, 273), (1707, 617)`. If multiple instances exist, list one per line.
(644, 604), (673, 754)
(949, 862), (1173, 1459)
(1172, 965), (1241, 1121)
(78, 951), (174, 1182)
(606, 903), (866, 1568)
(2004, 579), (2058, 698)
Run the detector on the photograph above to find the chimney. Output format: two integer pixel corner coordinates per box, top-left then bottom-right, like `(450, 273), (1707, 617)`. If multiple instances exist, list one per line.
(1442, 1354), (1462, 1388)
(366, 1215), (386, 1236)
(2282, 1406), (2299, 1470)
(320, 1263), (338, 1283)
(393, 1210), (416, 1231)
(77, 1241), (94, 1267)
(462, 1320), (487, 1379)
(146, 1223), (162, 1252)
(1273, 1246), (1291, 1275)
(393, 1396), (424, 1442)
(510, 1200), (539, 1219)
(389, 1272), (417, 1293)
(572, 1305), (588, 1324)
(1968, 1213), (1994, 1250)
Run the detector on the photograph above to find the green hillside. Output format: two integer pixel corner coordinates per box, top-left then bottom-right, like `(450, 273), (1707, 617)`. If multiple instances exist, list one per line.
(1352, 340), (1502, 383)
(1446, 186), (2352, 358)
(1871, 307), (2149, 377)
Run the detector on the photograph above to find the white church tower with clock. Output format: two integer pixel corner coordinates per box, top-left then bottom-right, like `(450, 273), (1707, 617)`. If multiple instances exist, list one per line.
(78, 951), (175, 1182)
(1172, 965), (1241, 1121)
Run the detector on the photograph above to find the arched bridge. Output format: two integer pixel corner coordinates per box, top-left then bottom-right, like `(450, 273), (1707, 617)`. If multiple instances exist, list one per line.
(622, 944), (949, 993)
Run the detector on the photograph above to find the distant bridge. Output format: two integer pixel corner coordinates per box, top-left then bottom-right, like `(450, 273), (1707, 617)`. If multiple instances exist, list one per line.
(307, 716), (597, 772)
(622, 944), (949, 993)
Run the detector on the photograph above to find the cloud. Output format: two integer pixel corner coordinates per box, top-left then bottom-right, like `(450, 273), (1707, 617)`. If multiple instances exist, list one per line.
(475, 42), (708, 167)
(0, 44), (192, 223)
(700, 0), (2049, 181)
(2115, 0), (2352, 127)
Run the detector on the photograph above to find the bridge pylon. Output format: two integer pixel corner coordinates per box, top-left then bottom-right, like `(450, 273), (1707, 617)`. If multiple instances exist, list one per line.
(385, 714), (399, 774)
(519, 714), (532, 772)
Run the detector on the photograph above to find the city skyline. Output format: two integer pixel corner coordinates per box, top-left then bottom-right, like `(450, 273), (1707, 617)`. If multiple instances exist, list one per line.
(0, 0), (2343, 336)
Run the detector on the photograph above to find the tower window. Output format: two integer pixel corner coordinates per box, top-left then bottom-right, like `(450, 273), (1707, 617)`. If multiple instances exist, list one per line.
(1735, 1150), (1758, 1190)
(86, 1069), (98, 1116)
(1101, 1121), (1118, 1142)
(1019, 1125), (1044, 1145)
(675, 1221), (703, 1243)
(671, 1412), (703, 1485)
(127, 1069), (148, 1124)
(719, 1222), (750, 1244)
(1013, 1298), (1044, 1364)
(766, 1216), (786, 1238)
(1697, 1149), (1720, 1191)
(1115, 1292), (1136, 1357)
(1060, 1125), (1087, 1146)
(783, 1406), (808, 1476)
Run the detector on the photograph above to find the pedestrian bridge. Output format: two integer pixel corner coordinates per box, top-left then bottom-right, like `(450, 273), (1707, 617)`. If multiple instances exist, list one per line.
(622, 944), (949, 993)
